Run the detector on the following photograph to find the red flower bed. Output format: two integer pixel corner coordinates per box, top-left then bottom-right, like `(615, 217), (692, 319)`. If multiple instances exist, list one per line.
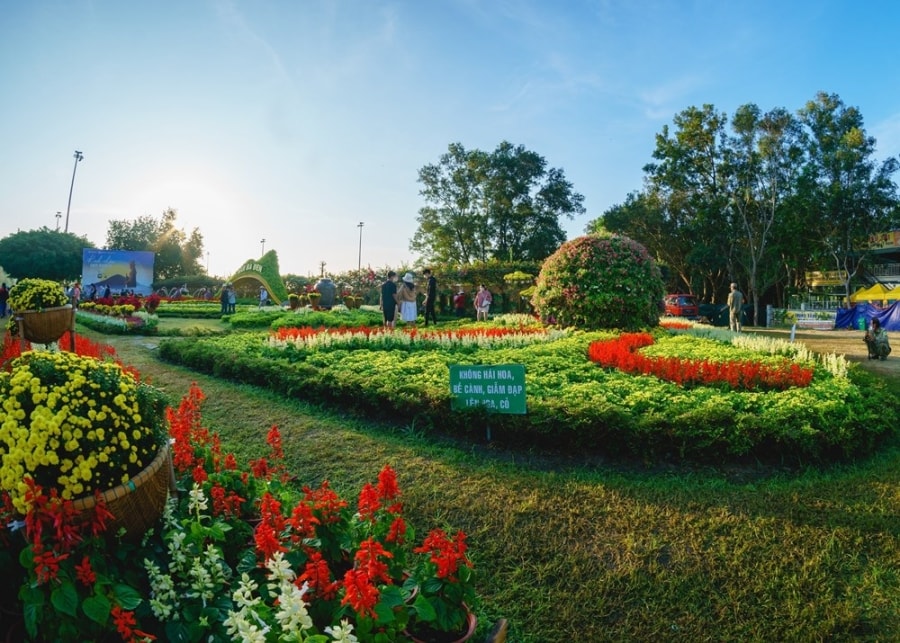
(273, 325), (547, 341)
(588, 333), (814, 391)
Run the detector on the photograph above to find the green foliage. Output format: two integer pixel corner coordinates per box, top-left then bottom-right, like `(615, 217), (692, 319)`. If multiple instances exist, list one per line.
(103, 328), (900, 643)
(229, 250), (289, 304)
(270, 308), (383, 330)
(412, 141), (585, 264)
(531, 233), (665, 330)
(106, 209), (205, 280)
(157, 325), (898, 464)
(0, 229), (95, 281)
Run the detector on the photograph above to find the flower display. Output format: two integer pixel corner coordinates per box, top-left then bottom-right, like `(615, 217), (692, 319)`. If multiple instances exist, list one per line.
(139, 383), (478, 642)
(588, 332), (815, 390)
(0, 350), (168, 514)
(531, 232), (666, 330)
(8, 278), (69, 312)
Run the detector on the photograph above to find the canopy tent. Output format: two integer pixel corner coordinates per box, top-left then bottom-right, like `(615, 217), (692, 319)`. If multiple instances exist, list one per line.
(849, 283), (897, 304)
(834, 300), (900, 331)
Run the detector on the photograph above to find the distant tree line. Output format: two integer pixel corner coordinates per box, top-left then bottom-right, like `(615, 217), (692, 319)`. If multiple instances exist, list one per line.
(589, 91), (900, 323)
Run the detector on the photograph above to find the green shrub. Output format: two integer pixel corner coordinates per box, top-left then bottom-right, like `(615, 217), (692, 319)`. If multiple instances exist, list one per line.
(531, 233), (665, 330)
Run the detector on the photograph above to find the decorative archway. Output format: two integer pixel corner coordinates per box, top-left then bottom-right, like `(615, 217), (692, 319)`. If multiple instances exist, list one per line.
(223, 253), (289, 305)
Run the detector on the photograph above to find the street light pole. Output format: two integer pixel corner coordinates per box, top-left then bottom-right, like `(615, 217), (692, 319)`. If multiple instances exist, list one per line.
(55, 212), (61, 231)
(206, 251), (210, 274)
(357, 222), (364, 273)
(260, 238), (266, 255)
(64, 150), (83, 233)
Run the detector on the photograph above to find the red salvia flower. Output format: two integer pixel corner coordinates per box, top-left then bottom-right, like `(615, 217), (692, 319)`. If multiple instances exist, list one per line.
(357, 482), (381, 522)
(74, 554), (96, 586)
(341, 568), (380, 619)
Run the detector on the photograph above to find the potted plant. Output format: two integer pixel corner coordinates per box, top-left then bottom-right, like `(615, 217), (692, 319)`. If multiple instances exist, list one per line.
(7, 278), (72, 344)
(289, 292), (301, 310)
(405, 529), (478, 642)
(0, 346), (171, 641)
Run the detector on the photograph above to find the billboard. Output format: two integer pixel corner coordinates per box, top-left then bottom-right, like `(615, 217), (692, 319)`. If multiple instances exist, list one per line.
(82, 249), (155, 296)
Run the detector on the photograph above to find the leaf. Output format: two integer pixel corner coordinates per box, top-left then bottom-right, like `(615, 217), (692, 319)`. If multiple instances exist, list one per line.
(411, 593), (436, 621)
(50, 580), (79, 617)
(83, 592), (112, 625)
(112, 583), (143, 610)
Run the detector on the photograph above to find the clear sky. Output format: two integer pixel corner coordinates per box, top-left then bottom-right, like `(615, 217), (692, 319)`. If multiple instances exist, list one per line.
(2, 0), (899, 279)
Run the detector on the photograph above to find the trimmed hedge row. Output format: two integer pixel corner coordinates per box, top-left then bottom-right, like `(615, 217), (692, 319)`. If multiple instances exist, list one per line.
(156, 330), (899, 464)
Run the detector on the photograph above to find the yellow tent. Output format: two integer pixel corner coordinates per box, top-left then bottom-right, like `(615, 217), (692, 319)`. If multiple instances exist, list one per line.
(850, 283), (896, 304)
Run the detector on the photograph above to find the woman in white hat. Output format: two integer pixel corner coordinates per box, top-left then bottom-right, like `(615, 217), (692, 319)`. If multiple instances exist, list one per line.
(396, 272), (418, 326)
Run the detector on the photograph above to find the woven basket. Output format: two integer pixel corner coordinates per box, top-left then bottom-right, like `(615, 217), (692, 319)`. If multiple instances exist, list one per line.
(72, 442), (175, 538)
(17, 305), (74, 344)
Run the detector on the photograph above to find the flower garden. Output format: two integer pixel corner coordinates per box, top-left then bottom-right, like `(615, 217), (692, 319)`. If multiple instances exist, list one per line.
(155, 316), (895, 463)
(1, 236), (899, 641)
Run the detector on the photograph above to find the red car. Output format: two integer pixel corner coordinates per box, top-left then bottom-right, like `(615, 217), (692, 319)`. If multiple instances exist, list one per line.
(663, 294), (699, 319)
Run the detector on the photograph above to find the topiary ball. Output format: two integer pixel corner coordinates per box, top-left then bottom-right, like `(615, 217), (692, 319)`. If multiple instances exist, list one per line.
(531, 233), (665, 330)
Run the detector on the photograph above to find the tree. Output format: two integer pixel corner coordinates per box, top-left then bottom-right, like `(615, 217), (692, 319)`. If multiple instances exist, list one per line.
(106, 208), (205, 280)
(412, 142), (584, 264)
(726, 104), (804, 324)
(609, 105), (733, 301)
(0, 228), (95, 281)
(796, 92), (900, 304)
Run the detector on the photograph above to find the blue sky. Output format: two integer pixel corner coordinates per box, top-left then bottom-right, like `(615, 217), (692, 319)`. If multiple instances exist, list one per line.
(2, 0), (898, 279)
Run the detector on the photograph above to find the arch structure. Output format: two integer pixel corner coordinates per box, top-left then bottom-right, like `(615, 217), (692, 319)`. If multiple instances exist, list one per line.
(225, 257), (288, 305)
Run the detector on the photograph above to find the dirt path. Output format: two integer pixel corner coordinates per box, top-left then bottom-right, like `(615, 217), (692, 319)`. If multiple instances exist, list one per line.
(752, 327), (898, 378)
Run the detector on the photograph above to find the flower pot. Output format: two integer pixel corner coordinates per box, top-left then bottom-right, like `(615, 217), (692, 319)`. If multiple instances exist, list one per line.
(16, 305), (74, 344)
(72, 442), (175, 539)
(405, 609), (477, 643)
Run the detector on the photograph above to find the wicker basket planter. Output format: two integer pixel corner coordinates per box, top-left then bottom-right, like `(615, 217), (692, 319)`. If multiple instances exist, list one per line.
(16, 305), (74, 344)
(72, 442), (175, 538)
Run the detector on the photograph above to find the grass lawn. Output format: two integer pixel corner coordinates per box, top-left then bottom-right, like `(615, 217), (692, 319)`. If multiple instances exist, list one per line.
(91, 327), (900, 642)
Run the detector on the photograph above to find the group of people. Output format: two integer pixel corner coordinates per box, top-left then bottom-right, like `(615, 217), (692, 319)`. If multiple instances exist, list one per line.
(379, 270), (493, 328)
(219, 283), (237, 314)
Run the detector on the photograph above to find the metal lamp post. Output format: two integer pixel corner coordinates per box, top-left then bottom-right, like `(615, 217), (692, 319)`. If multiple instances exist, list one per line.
(260, 238), (266, 255)
(64, 150), (83, 233)
(357, 221), (364, 272)
(55, 212), (61, 231)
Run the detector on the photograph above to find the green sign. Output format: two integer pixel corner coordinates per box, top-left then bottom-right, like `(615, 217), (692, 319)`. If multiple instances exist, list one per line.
(449, 364), (526, 414)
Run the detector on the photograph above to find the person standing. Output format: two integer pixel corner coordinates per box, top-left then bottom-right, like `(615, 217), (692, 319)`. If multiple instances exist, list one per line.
(453, 289), (467, 318)
(220, 284), (230, 315)
(228, 285), (236, 313)
(396, 272), (418, 327)
(0, 282), (8, 317)
(474, 284), (492, 322)
(259, 285), (269, 309)
(380, 271), (399, 328)
(727, 282), (744, 332)
(422, 268), (438, 326)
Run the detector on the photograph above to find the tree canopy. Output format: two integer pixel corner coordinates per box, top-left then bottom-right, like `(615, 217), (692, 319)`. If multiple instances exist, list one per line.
(106, 208), (205, 280)
(0, 228), (95, 281)
(590, 92), (900, 314)
(411, 141), (585, 264)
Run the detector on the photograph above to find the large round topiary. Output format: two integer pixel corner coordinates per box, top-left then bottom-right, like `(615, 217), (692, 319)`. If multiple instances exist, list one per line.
(531, 233), (665, 330)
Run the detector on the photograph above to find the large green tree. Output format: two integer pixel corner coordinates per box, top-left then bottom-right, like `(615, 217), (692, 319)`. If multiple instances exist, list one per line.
(412, 141), (584, 264)
(0, 228), (95, 281)
(796, 92), (900, 303)
(106, 208), (205, 280)
(726, 104), (804, 324)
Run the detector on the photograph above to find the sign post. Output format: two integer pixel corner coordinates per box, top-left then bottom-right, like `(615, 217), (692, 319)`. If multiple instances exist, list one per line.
(449, 364), (526, 440)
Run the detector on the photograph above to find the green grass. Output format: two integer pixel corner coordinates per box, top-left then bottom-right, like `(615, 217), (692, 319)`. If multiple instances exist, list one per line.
(97, 331), (900, 642)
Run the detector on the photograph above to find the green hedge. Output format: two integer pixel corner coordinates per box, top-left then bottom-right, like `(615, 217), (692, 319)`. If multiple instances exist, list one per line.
(156, 328), (899, 464)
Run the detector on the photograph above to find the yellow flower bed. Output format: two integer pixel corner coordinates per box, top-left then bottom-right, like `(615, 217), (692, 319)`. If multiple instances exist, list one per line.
(0, 351), (167, 513)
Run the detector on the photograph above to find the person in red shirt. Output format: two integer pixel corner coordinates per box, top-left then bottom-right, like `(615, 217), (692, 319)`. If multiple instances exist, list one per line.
(453, 289), (466, 318)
